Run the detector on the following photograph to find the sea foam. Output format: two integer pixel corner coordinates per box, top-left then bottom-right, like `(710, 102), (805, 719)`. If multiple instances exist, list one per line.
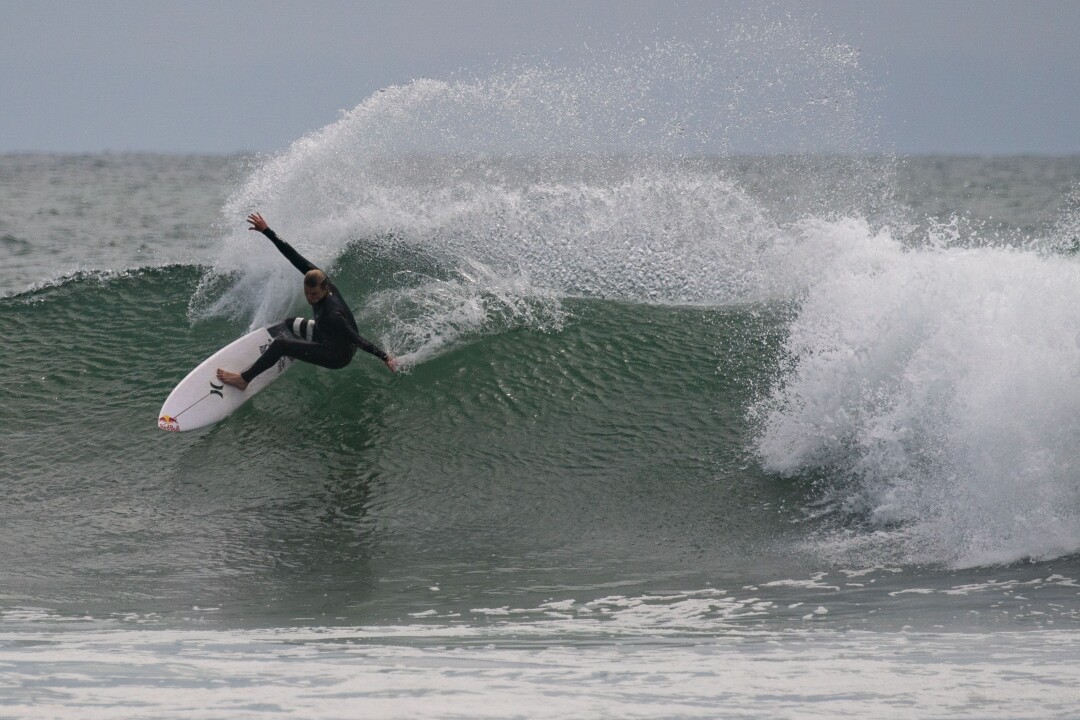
(756, 217), (1080, 566)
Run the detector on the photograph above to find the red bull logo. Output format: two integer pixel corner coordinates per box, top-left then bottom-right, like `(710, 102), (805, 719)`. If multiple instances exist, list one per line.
(158, 415), (181, 432)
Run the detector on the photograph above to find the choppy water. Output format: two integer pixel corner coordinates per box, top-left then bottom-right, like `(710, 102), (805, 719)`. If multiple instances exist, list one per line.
(5, 16), (1080, 719)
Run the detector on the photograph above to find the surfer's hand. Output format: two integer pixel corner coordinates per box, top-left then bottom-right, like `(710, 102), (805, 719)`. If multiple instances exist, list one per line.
(385, 355), (398, 373)
(247, 213), (269, 233)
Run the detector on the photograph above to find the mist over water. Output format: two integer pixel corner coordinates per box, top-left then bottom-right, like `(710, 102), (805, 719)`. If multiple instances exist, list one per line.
(193, 13), (891, 325)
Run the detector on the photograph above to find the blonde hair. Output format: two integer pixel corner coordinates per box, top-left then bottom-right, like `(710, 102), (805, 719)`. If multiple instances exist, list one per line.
(303, 269), (328, 289)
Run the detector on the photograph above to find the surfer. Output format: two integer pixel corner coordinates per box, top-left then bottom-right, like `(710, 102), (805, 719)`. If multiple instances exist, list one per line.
(216, 213), (397, 390)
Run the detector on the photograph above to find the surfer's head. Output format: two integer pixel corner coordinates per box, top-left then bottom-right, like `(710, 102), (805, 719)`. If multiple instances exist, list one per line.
(303, 269), (329, 305)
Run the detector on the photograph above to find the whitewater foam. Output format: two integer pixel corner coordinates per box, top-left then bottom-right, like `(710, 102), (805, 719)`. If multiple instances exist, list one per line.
(5, 590), (1080, 720)
(756, 218), (1080, 566)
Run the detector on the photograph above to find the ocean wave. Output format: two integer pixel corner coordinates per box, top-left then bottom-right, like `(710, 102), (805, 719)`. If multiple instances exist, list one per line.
(755, 218), (1080, 566)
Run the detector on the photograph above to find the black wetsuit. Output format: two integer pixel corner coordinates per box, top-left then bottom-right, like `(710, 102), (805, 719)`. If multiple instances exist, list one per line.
(240, 227), (388, 384)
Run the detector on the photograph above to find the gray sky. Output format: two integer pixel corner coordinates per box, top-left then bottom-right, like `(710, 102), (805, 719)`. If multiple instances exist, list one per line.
(2, 0), (1078, 155)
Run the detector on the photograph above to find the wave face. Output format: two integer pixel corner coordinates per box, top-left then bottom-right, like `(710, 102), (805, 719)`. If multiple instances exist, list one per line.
(1, 265), (800, 615)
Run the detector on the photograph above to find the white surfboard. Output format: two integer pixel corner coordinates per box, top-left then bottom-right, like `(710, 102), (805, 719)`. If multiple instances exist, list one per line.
(158, 319), (315, 432)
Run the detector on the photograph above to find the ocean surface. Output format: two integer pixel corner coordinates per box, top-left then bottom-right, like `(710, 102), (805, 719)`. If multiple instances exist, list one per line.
(5, 27), (1080, 719)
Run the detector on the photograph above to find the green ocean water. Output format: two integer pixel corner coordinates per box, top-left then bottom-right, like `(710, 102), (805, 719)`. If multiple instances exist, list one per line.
(4, 152), (1080, 636)
(5, 154), (1080, 718)
(1, 256), (791, 621)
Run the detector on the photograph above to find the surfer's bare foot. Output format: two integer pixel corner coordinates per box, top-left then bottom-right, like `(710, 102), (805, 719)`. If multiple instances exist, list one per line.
(216, 368), (248, 391)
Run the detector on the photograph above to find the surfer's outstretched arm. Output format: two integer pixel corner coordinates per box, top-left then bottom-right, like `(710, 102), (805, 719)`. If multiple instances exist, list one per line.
(247, 212), (318, 275)
(326, 309), (398, 371)
(346, 321), (398, 372)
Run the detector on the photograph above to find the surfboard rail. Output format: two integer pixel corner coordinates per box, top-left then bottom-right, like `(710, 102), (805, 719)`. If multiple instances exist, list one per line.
(157, 320), (313, 432)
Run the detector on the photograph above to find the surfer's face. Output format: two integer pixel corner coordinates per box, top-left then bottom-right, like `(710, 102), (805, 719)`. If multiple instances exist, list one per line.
(304, 283), (328, 305)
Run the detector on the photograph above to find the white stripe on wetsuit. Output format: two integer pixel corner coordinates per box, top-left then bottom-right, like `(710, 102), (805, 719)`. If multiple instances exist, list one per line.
(291, 317), (313, 341)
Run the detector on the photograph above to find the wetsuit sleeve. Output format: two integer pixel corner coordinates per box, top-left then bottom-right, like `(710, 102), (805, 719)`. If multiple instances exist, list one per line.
(262, 228), (318, 275)
(329, 309), (390, 361)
